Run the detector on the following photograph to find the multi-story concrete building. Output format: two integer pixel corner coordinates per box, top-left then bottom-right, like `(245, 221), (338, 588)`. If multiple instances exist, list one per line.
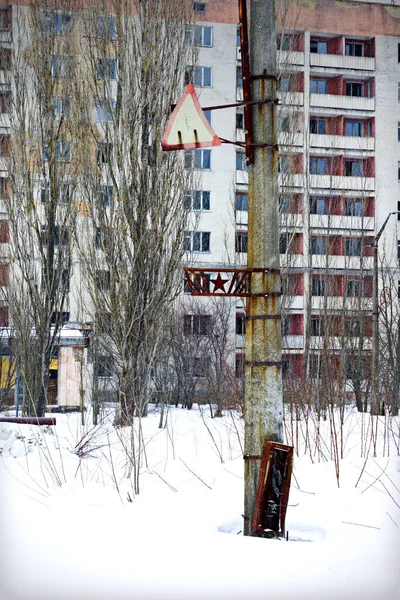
(187, 0), (400, 386)
(0, 0), (399, 408)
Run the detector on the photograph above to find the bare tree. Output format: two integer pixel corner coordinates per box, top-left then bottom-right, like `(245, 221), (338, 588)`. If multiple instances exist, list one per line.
(3, 2), (81, 416)
(75, 0), (194, 424)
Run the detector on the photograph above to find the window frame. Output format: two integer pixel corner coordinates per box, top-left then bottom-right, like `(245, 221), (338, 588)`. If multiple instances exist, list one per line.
(235, 231), (248, 253)
(184, 231), (211, 253)
(194, 66), (212, 88)
(311, 237), (326, 255)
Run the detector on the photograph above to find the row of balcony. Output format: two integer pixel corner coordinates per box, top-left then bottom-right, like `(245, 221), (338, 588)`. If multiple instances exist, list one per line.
(237, 171), (375, 192)
(236, 213), (374, 232)
(277, 50), (375, 72)
(236, 334), (372, 351)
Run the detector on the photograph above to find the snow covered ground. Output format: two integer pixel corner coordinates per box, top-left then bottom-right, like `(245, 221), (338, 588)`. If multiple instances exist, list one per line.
(0, 404), (399, 600)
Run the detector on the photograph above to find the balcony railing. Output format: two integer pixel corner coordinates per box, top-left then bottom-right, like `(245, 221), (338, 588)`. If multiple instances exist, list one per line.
(310, 93), (375, 112)
(309, 214), (374, 231)
(310, 53), (374, 72)
(277, 50), (305, 67)
(309, 174), (374, 192)
(310, 133), (374, 152)
(282, 334), (304, 349)
(277, 91), (304, 107)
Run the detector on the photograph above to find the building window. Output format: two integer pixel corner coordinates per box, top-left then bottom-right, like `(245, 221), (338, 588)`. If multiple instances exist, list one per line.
(279, 36), (292, 51)
(0, 8), (11, 32)
(282, 316), (290, 336)
(398, 82), (400, 102)
(278, 156), (291, 174)
(52, 96), (71, 120)
(184, 314), (211, 335)
(96, 270), (111, 292)
(310, 118), (326, 135)
(192, 66), (212, 87)
(345, 41), (363, 57)
(97, 14), (117, 40)
(59, 182), (70, 203)
(311, 237), (326, 255)
(235, 232), (248, 253)
(96, 99), (116, 122)
(312, 277), (326, 296)
(56, 140), (71, 162)
(345, 239), (361, 257)
(184, 231), (210, 253)
(96, 142), (113, 165)
(236, 314), (246, 335)
(311, 318), (324, 337)
(235, 354), (245, 378)
(398, 161), (400, 181)
(43, 140), (70, 162)
(398, 122), (400, 142)
(309, 158), (327, 175)
(345, 160), (363, 177)
(50, 55), (73, 78)
(185, 191), (210, 211)
(279, 76), (291, 92)
(236, 67), (243, 89)
(41, 225), (68, 248)
(309, 356), (322, 378)
(185, 149), (211, 170)
(98, 185), (113, 207)
(345, 320), (361, 337)
(193, 2), (206, 13)
(203, 109), (211, 125)
(279, 234), (289, 254)
(310, 39), (327, 54)
(97, 355), (113, 378)
(345, 121), (363, 137)
(345, 199), (363, 217)
(310, 79), (327, 94)
(97, 58), (117, 80)
(345, 81), (363, 97)
(189, 25), (212, 47)
(236, 111), (244, 130)
(346, 279), (361, 297)
(236, 192), (248, 211)
(310, 197), (327, 215)
(236, 152), (247, 171)
(43, 11), (72, 35)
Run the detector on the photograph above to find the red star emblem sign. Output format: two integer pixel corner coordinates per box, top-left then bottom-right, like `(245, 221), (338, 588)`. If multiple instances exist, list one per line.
(211, 273), (229, 292)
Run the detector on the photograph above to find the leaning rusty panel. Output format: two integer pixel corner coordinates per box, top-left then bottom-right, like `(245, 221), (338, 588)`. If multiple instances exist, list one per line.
(251, 441), (293, 536)
(184, 267), (278, 297)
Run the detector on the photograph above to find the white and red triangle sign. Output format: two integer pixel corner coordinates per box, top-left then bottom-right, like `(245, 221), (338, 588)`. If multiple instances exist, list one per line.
(162, 84), (221, 150)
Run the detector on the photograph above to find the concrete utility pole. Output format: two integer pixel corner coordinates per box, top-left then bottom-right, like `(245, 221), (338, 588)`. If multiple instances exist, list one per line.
(243, 0), (283, 535)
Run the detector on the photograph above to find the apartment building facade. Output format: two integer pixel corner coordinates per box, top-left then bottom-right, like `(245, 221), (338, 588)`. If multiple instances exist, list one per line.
(186, 0), (400, 384)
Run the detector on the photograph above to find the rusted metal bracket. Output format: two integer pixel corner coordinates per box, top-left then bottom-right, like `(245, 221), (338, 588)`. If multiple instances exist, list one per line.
(245, 360), (282, 367)
(247, 314), (281, 320)
(251, 72), (277, 81)
(184, 267), (278, 297)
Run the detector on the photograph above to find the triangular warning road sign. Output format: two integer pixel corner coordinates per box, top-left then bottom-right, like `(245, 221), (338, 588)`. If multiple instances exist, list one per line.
(162, 84), (221, 150)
